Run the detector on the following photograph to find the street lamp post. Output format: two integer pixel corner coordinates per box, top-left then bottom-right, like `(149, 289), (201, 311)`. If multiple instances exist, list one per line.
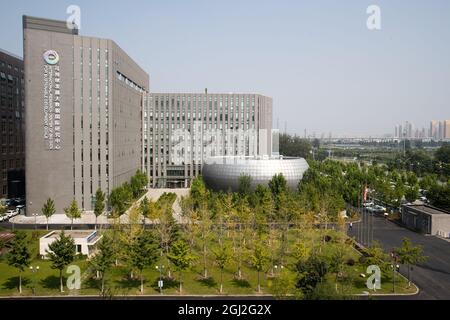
(274, 265), (284, 277)
(391, 252), (398, 293)
(156, 265), (164, 294)
(29, 266), (39, 295)
(32, 213), (39, 230)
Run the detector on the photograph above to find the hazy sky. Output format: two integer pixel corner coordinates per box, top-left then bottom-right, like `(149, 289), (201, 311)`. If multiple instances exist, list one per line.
(1, 0), (450, 137)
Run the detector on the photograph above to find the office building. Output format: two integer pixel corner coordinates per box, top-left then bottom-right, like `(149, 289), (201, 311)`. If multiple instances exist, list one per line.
(444, 120), (450, 140)
(430, 120), (438, 140)
(147, 92), (273, 188)
(0, 49), (25, 200)
(23, 16), (149, 216)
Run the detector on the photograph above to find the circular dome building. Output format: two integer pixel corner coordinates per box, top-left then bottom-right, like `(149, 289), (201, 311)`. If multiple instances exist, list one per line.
(202, 156), (309, 192)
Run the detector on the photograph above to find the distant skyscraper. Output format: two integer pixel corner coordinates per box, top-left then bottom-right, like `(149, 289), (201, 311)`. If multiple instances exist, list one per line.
(444, 120), (450, 140)
(430, 120), (438, 139)
(438, 121), (445, 140)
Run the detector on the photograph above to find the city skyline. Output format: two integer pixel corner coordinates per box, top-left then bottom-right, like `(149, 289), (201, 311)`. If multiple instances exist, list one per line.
(0, 0), (449, 137)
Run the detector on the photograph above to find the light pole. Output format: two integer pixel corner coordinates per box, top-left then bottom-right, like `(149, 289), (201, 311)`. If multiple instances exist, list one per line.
(32, 213), (39, 230)
(390, 252), (399, 293)
(29, 265), (39, 295)
(156, 265), (164, 294)
(274, 265), (284, 277)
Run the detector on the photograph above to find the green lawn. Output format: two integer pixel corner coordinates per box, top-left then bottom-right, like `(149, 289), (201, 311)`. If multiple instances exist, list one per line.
(0, 228), (415, 297)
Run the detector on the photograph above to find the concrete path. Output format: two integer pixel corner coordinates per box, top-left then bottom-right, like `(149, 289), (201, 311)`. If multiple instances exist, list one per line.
(9, 188), (191, 226)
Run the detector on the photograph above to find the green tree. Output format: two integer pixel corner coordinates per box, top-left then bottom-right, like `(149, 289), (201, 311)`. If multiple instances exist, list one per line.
(139, 196), (150, 227)
(250, 239), (270, 293)
(190, 176), (208, 209)
(295, 254), (329, 298)
(41, 198), (56, 231)
(47, 231), (76, 292)
(167, 240), (196, 294)
(212, 244), (232, 293)
(64, 200), (81, 230)
(238, 174), (252, 197)
(127, 231), (159, 293)
(0, 202), (6, 217)
(279, 133), (312, 159)
(90, 235), (115, 294)
(405, 185), (420, 203)
(394, 238), (427, 287)
(155, 202), (180, 278)
(363, 241), (390, 272)
(435, 144), (450, 164)
(427, 184), (450, 211)
(6, 231), (31, 293)
(130, 170), (148, 199)
(94, 189), (105, 230)
(109, 186), (131, 217)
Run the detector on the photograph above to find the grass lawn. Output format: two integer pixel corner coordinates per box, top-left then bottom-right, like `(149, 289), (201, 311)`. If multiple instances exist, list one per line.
(0, 228), (416, 297)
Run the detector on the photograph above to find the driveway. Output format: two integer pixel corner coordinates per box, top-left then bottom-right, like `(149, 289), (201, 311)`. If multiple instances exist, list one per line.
(349, 214), (450, 300)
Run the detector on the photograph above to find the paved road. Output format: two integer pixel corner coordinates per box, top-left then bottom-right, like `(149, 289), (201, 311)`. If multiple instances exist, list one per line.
(349, 214), (450, 300)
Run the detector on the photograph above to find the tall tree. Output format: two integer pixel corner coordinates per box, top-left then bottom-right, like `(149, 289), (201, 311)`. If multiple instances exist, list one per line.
(6, 231), (31, 293)
(127, 231), (159, 293)
(250, 239), (270, 293)
(238, 174), (252, 197)
(394, 238), (427, 287)
(47, 231), (76, 292)
(139, 196), (150, 227)
(41, 198), (56, 230)
(167, 240), (196, 294)
(212, 244), (232, 294)
(155, 201), (180, 278)
(94, 189), (105, 230)
(90, 235), (115, 294)
(64, 200), (81, 230)
(190, 176), (208, 209)
(197, 206), (213, 279)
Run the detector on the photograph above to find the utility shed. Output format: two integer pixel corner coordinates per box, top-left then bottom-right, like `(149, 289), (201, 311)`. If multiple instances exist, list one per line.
(402, 204), (450, 238)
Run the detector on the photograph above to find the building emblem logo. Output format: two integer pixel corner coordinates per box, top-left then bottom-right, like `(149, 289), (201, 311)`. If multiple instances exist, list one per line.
(43, 50), (60, 65)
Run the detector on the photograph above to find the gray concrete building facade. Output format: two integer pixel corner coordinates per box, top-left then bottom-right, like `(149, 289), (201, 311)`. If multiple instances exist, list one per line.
(24, 16), (149, 215)
(147, 92), (273, 188)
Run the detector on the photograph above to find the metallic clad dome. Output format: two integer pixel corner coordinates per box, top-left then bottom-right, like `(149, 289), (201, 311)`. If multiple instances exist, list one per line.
(202, 156), (309, 192)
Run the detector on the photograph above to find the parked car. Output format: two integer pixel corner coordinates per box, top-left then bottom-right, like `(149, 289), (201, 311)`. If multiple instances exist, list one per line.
(363, 202), (374, 207)
(371, 205), (386, 213)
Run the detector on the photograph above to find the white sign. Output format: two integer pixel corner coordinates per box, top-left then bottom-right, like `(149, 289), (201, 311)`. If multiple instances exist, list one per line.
(43, 50), (62, 150)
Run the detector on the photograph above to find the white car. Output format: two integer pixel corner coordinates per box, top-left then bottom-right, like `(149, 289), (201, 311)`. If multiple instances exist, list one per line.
(6, 210), (16, 218)
(363, 202), (374, 207)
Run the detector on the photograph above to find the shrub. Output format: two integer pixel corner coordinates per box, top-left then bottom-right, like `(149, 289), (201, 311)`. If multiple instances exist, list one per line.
(346, 258), (355, 266)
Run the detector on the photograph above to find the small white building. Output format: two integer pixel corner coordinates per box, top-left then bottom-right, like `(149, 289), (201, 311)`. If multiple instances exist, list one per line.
(40, 230), (102, 259)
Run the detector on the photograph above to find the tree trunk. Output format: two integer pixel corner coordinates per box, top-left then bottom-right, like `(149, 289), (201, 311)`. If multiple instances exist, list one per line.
(408, 265), (411, 287)
(47, 218), (49, 231)
(257, 271), (261, 293)
(71, 218), (74, 231)
(95, 216), (98, 230)
(220, 269), (223, 294)
(60, 270), (64, 293)
(179, 272), (183, 294)
(203, 243), (208, 278)
(140, 273), (144, 294)
(19, 273), (22, 294)
(101, 274), (105, 294)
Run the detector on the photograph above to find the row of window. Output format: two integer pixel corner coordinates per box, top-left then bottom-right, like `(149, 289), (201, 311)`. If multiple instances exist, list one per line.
(0, 60), (23, 73)
(1, 158), (23, 171)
